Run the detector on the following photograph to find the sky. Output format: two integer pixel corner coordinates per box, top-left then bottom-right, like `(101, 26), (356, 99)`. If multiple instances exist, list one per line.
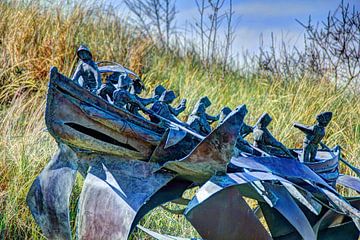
(107, 0), (360, 55)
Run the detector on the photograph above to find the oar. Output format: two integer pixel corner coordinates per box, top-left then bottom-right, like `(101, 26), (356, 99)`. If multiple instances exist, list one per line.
(145, 110), (206, 140)
(320, 142), (360, 178)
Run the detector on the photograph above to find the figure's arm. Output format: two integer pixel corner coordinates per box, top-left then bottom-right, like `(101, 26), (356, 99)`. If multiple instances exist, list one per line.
(169, 99), (186, 116)
(136, 96), (156, 106)
(129, 95), (154, 115)
(293, 122), (314, 135)
(95, 64), (102, 90)
(264, 130), (294, 158)
(205, 113), (220, 122)
(72, 63), (83, 85)
(241, 123), (254, 137)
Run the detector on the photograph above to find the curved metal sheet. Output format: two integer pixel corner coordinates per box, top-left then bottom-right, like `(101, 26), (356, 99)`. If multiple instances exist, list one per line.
(230, 156), (336, 192)
(337, 174), (360, 193)
(163, 105), (246, 184)
(76, 155), (175, 239)
(26, 143), (78, 239)
(262, 183), (316, 240)
(185, 185), (271, 240)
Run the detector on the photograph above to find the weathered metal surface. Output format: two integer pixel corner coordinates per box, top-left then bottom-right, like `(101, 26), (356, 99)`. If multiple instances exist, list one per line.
(46, 67), (164, 160)
(150, 129), (199, 164)
(185, 185), (271, 240)
(312, 198), (360, 239)
(26, 143), (78, 239)
(262, 183), (316, 240)
(337, 174), (360, 193)
(76, 155), (175, 239)
(163, 105), (247, 184)
(230, 155), (336, 191)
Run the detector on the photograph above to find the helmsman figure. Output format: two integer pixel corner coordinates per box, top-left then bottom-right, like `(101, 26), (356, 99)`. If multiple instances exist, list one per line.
(294, 112), (333, 162)
(72, 45), (102, 93)
(253, 113), (294, 158)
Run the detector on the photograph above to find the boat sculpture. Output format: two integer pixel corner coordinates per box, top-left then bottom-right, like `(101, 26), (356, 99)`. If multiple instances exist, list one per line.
(27, 65), (360, 240)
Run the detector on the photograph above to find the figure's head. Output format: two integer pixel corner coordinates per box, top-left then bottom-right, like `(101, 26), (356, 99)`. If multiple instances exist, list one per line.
(118, 74), (132, 90)
(234, 104), (248, 121)
(256, 113), (272, 128)
(316, 112), (332, 127)
(198, 96), (211, 108)
(219, 107), (232, 122)
(106, 72), (120, 84)
(131, 78), (145, 94)
(77, 45), (92, 61)
(193, 103), (206, 116)
(159, 90), (176, 104)
(154, 85), (166, 98)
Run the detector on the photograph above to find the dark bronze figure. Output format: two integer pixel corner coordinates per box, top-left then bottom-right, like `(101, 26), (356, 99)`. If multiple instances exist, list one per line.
(195, 96), (220, 123)
(218, 106), (232, 125)
(129, 78), (157, 115)
(294, 112), (333, 162)
(72, 45), (102, 93)
(253, 113), (294, 157)
(150, 90), (186, 124)
(97, 72), (119, 101)
(187, 103), (212, 136)
(153, 85), (166, 98)
(113, 75), (150, 114)
(218, 106), (253, 154)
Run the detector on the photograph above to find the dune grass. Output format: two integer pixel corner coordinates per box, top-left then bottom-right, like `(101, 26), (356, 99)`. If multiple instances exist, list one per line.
(0, 1), (359, 239)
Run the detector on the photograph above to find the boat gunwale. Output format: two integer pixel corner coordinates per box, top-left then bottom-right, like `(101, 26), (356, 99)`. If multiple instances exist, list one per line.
(48, 68), (166, 135)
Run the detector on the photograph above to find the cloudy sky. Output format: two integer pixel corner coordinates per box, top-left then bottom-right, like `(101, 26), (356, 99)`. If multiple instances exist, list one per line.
(108, 0), (359, 54)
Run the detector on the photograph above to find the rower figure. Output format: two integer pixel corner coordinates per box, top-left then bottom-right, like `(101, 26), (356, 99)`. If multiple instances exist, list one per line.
(187, 103), (212, 136)
(193, 96), (220, 123)
(150, 90), (186, 125)
(294, 112), (332, 162)
(218, 107), (232, 125)
(128, 78), (157, 115)
(153, 85), (166, 99)
(112, 75), (151, 115)
(253, 113), (294, 158)
(97, 72), (119, 101)
(72, 45), (101, 93)
(218, 106), (253, 154)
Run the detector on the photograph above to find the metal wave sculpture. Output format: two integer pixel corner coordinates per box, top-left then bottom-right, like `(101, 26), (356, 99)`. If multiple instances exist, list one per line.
(27, 65), (360, 240)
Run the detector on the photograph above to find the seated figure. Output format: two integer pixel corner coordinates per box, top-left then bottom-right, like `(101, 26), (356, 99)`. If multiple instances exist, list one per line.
(193, 96), (220, 124)
(128, 78), (157, 115)
(253, 113), (294, 158)
(187, 103), (212, 136)
(218, 107), (232, 125)
(97, 72), (119, 101)
(72, 45), (101, 93)
(218, 106), (253, 154)
(112, 76), (150, 115)
(294, 112), (332, 162)
(153, 85), (166, 99)
(150, 90), (186, 124)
